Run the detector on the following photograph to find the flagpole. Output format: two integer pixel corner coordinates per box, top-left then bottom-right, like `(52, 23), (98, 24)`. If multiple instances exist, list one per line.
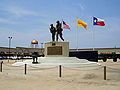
(76, 25), (78, 51)
(92, 16), (105, 51)
(92, 16), (95, 51)
(92, 29), (95, 51)
(76, 17), (79, 51)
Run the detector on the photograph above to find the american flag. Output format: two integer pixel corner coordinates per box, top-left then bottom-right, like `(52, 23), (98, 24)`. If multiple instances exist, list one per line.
(63, 21), (70, 30)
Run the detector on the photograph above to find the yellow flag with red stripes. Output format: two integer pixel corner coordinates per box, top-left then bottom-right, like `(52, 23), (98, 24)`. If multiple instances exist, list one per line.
(77, 19), (87, 29)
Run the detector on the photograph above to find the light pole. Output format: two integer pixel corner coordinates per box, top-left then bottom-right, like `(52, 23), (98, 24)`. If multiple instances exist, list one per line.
(41, 43), (43, 48)
(41, 43), (44, 56)
(8, 37), (12, 62)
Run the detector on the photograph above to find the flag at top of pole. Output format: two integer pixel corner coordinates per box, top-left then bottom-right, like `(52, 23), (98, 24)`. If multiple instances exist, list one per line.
(93, 17), (105, 26)
(62, 21), (70, 30)
(77, 19), (87, 30)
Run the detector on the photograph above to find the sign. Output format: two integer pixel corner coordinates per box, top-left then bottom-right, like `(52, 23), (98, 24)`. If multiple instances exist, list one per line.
(47, 46), (62, 55)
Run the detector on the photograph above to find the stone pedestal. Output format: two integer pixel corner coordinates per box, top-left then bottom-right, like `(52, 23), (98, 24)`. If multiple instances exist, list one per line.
(45, 42), (69, 57)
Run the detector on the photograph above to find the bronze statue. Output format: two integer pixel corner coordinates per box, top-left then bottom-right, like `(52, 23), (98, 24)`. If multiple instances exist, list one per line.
(56, 21), (64, 41)
(32, 52), (39, 64)
(49, 24), (56, 41)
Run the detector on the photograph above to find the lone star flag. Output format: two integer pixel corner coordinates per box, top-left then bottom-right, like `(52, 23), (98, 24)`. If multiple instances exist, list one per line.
(63, 21), (70, 30)
(93, 17), (105, 26)
(77, 19), (87, 29)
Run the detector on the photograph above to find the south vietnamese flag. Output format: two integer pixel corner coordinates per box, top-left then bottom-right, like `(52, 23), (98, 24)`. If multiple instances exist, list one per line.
(93, 17), (105, 26)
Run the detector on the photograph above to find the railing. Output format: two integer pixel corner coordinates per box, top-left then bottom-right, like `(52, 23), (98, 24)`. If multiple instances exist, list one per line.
(0, 61), (120, 80)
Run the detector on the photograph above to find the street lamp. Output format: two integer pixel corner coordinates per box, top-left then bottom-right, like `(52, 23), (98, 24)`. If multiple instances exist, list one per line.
(41, 43), (43, 48)
(40, 43), (44, 56)
(8, 37), (12, 62)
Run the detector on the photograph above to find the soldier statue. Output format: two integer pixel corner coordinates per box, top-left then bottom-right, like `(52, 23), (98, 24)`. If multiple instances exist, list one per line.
(56, 21), (64, 41)
(49, 24), (56, 41)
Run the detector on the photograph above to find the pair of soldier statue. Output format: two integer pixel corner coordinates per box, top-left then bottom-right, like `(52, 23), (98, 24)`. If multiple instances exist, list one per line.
(49, 21), (64, 41)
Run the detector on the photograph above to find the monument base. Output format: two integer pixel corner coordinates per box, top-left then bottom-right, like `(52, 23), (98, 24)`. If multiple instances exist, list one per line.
(45, 41), (69, 57)
(32, 62), (39, 64)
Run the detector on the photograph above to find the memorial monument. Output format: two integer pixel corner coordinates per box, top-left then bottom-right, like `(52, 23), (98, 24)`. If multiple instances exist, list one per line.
(12, 20), (99, 68)
(47, 21), (69, 57)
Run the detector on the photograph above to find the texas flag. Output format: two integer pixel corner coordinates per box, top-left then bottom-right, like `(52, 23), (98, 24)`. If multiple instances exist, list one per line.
(93, 17), (105, 26)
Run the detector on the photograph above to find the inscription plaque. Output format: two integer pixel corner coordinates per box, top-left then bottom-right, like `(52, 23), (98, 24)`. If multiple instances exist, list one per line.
(47, 46), (62, 55)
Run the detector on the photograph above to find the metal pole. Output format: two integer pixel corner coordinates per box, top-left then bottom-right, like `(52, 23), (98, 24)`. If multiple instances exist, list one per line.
(92, 30), (95, 51)
(0, 61), (3, 72)
(104, 66), (106, 80)
(76, 18), (79, 50)
(41, 43), (43, 48)
(25, 64), (27, 75)
(8, 37), (12, 62)
(41, 43), (44, 56)
(59, 65), (62, 77)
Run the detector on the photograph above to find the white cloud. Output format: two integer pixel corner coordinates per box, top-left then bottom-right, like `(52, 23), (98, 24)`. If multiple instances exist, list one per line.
(0, 18), (16, 24)
(0, 5), (41, 24)
(77, 3), (85, 11)
(3, 6), (38, 17)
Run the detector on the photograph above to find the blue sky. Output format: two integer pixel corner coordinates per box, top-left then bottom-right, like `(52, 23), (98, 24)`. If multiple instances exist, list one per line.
(0, 0), (120, 49)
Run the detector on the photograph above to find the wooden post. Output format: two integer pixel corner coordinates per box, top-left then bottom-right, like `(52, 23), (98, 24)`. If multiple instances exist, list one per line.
(0, 61), (3, 72)
(25, 64), (27, 75)
(59, 65), (62, 77)
(104, 66), (106, 80)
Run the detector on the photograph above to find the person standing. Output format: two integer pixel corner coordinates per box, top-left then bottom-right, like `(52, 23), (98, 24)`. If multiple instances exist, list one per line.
(49, 24), (56, 41)
(56, 21), (64, 41)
